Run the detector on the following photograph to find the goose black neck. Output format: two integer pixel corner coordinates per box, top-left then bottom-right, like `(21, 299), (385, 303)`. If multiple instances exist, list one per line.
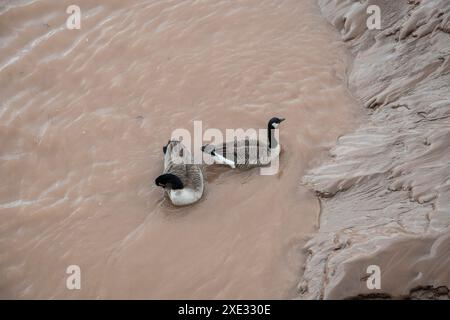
(168, 174), (184, 189)
(268, 125), (278, 149)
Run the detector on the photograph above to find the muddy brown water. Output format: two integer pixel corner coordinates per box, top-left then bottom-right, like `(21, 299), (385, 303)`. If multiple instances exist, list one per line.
(0, 0), (361, 298)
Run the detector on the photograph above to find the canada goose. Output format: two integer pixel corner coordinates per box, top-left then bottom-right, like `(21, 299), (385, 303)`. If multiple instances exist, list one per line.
(201, 117), (285, 169)
(155, 140), (204, 206)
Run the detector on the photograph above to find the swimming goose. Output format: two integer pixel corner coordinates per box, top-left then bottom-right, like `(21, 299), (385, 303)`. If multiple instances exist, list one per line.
(155, 140), (204, 206)
(201, 117), (285, 169)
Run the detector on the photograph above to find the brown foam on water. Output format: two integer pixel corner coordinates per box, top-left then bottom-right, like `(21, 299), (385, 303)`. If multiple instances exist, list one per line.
(0, 0), (360, 298)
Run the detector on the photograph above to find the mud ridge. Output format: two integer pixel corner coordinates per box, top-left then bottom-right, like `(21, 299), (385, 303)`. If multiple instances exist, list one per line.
(300, 0), (450, 299)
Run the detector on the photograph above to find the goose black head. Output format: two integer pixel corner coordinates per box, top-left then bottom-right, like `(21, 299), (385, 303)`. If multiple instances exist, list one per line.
(268, 117), (285, 129)
(155, 173), (184, 190)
